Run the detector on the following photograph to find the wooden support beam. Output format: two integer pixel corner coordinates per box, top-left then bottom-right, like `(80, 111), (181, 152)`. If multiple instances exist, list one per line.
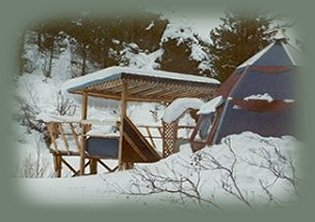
(97, 159), (118, 172)
(145, 127), (156, 148)
(69, 123), (81, 151)
(54, 154), (62, 178)
(58, 123), (70, 154)
(91, 79), (122, 92)
(74, 160), (91, 176)
(125, 80), (146, 92)
(111, 165), (119, 172)
(127, 82), (159, 95)
(60, 157), (79, 176)
(90, 158), (97, 174)
(53, 153), (58, 176)
(76, 91), (173, 103)
(47, 123), (59, 152)
(124, 133), (148, 161)
(140, 88), (169, 97)
(157, 127), (163, 138)
(49, 149), (80, 156)
(118, 82), (127, 171)
(126, 162), (134, 170)
(80, 92), (88, 176)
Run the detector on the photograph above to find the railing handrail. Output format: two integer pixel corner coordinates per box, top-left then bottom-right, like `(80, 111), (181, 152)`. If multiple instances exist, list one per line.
(46, 120), (195, 152)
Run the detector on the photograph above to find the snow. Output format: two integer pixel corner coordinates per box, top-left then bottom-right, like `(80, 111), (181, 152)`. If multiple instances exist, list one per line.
(244, 93), (274, 102)
(111, 39), (120, 45)
(161, 22), (199, 45)
(190, 44), (209, 62)
(19, 132), (301, 208)
(284, 99), (295, 103)
(12, 122), (54, 177)
(36, 113), (80, 123)
(160, 18), (213, 73)
(119, 48), (163, 70)
(282, 41), (303, 66)
(198, 96), (224, 114)
(145, 21), (155, 30)
(127, 43), (140, 51)
(273, 29), (289, 41)
(62, 66), (220, 93)
(36, 113), (117, 126)
(232, 105), (242, 110)
(162, 98), (204, 123)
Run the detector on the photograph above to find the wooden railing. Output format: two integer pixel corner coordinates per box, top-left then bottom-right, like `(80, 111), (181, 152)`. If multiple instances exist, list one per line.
(47, 121), (195, 154)
(137, 125), (195, 150)
(45, 119), (196, 177)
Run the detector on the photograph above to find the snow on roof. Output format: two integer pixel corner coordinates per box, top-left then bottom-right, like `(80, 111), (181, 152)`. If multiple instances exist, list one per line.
(273, 29), (289, 41)
(198, 96), (224, 115)
(244, 93), (274, 102)
(282, 42), (303, 66)
(284, 99), (295, 103)
(162, 98), (204, 123)
(62, 66), (220, 93)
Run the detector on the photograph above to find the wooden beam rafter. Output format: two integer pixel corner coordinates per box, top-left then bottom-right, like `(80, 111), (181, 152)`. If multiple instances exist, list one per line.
(80, 93), (88, 176)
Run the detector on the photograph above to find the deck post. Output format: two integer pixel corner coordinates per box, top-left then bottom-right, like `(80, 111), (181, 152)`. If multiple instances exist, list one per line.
(118, 82), (128, 170)
(90, 158), (97, 174)
(54, 154), (62, 178)
(80, 92), (88, 175)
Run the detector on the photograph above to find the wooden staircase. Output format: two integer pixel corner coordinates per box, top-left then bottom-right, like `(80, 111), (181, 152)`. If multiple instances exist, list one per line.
(121, 116), (161, 163)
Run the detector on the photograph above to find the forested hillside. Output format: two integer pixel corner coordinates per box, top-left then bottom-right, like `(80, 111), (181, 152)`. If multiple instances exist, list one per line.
(18, 12), (213, 79)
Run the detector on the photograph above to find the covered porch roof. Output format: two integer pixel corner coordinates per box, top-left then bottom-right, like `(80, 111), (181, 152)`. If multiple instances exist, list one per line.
(62, 66), (220, 102)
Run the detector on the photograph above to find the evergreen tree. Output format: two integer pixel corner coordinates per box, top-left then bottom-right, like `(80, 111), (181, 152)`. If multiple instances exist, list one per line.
(33, 20), (68, 78)
(209, 11), (278, 82)
(160, 39), (200, 75)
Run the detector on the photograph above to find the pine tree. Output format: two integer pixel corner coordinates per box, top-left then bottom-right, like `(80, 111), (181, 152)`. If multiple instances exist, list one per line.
(209, 11), (278, 82)
(160, 39), (200, 75)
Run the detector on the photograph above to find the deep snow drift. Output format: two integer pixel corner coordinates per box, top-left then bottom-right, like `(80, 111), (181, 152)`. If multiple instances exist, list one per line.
(19, 132), (301, 210)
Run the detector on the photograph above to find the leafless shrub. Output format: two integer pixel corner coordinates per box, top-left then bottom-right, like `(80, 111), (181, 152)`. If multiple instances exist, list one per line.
(15, 137), (53, 178)
(108, 137), (300, 210)
(15, 154), (49, 178)
(111, 162), (223, 211)
(239, 138), (300, 195)
(56, 91), (77, 116)
(200, 138), (253, 208)
(15, 95), (43, 133)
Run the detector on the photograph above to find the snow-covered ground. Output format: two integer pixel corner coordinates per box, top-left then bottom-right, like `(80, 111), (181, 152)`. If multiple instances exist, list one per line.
(18, 132), (302, 210)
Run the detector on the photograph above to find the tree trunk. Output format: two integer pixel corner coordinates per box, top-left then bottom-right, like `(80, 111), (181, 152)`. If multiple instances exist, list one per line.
(37, 32), (42, 50)
(46, 38), (55, 78)
(18, 31), (26, 74)
(81, 44), (87, 76)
